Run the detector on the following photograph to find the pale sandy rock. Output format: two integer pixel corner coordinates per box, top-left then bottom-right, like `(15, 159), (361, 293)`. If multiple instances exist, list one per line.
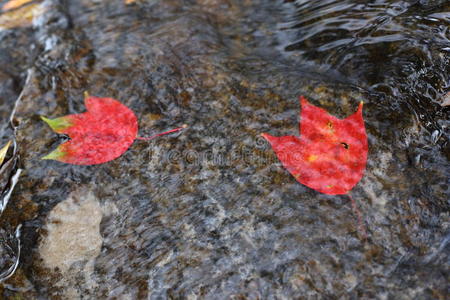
(38, 188), (103, 297)
(39, 189), (102, 273)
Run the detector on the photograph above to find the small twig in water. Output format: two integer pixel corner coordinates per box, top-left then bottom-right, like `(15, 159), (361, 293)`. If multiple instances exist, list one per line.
(136, 124), (188, 141)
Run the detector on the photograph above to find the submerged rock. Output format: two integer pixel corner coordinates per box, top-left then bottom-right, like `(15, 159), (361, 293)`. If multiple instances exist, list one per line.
(39, 189), (102, 272)
(37, 188), (102, 298)
(0, 0), (448, 298)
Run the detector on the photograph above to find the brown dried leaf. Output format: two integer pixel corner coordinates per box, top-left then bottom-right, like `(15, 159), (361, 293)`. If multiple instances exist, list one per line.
(0, 141), (11, 166)
(441, 92), (450, 107)
(0, 3), (43, 30)
(2, 0), (34, 11)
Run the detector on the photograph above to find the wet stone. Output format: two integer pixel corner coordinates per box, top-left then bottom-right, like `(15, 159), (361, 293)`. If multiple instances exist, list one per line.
(0, 0), (448, 299)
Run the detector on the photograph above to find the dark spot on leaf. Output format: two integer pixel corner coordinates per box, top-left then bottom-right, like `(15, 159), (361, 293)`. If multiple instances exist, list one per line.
(327, 121), (333, 129)
(341, 142), (349, 149)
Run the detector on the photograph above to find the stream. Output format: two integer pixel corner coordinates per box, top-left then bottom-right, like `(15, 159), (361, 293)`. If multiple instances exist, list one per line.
(0, 0), (448, 298)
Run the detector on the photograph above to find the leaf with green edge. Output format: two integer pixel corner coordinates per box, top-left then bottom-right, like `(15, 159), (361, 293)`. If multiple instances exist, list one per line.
(42, 94), (185, 165)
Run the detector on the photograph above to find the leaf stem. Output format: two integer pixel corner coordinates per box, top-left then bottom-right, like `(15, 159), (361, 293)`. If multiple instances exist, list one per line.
(136, 124), (187, 141)
(347, 194), (367, 241)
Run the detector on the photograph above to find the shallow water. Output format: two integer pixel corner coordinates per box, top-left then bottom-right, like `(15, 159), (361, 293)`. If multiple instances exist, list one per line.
(0, 0), (448, 298)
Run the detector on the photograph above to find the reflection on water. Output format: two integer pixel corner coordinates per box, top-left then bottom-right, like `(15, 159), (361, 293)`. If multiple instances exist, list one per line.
(281, 0), (449, 142)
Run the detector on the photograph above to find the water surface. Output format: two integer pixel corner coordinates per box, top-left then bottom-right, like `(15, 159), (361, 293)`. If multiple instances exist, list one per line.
(0, 0), (448, 298)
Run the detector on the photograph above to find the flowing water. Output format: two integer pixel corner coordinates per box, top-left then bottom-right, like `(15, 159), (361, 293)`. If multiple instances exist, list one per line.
(0, 0), (448, 298)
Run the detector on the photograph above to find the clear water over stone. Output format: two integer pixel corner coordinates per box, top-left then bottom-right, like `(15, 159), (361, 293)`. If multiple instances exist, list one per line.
(0, 0), (448, 298)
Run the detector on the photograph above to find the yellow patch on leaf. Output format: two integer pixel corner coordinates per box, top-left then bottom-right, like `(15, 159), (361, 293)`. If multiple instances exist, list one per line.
(307, 154), (318, 162)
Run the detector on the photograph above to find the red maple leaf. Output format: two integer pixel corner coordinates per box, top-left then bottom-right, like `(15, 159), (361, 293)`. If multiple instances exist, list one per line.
(262, 96), (368, 195)
(41, 94), (185, 165)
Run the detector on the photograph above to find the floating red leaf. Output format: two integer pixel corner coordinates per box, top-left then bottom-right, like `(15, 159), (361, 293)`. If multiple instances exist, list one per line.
(42, 95), (184, 165)
(262, 96), (368, 195)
